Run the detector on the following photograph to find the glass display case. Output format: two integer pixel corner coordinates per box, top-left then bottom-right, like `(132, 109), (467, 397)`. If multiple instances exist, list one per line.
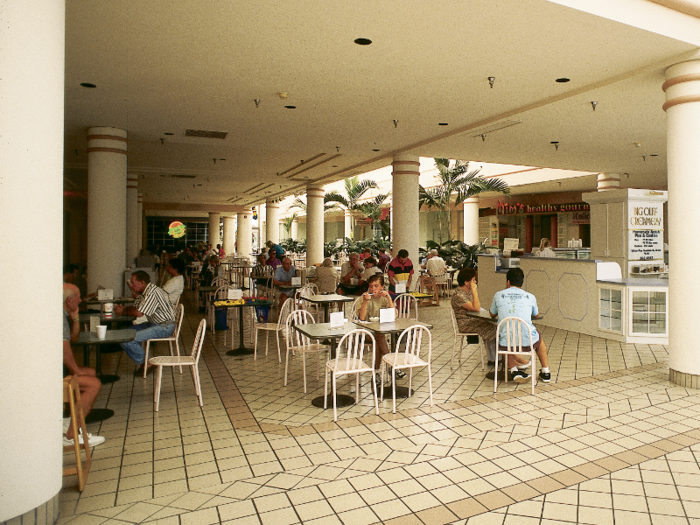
(599, 288), (623, 332)
(631, 290), (667, 335)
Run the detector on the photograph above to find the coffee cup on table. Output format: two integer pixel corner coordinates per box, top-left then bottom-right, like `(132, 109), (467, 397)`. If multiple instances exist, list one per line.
(104, 302), (113, 318)
(96, 325), (107, 339)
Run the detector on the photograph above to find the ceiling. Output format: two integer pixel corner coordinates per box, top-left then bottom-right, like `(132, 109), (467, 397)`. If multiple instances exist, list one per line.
(63, 0), (700, 210)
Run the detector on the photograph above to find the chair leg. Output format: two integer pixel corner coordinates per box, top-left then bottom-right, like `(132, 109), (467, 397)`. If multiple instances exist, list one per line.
(332, 375), (338, 422)
(494, 354), (499, 393)
(174, 339), (182, 374)
(427, 364), (433, 407)
(284, 347), (290, 387)
(254, 328), (259, 360)
(391, 369), (397, 414)
(355, 374), (360, 405)
(408, 368), (413, 396)
(302, 353), (307, 394)
(379, 364), (385, 402)
(154, 366), (163, 411)
(371, 370), (379, 415)
(265, 331), (269, 357)
(323, 367), (329, 408)
(144, 341), (151, 378)
(276, 331), (282, 363)
(193, 364), (203, 406)
(451, 337), (457, 368)
(479, 337), (485, 371)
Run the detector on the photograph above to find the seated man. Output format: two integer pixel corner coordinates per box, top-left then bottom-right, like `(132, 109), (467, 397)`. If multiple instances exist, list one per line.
(266, 250), (282, 271)
(274, 256), (297, 309)
(355, 274), (405, 384)
(162, 257), (185, 305)
(114, 271), (176, 377)
(62, 284), (105, 447)
(337, 252), (363, 295)
(424, 249), (446, 275)
(490, 268), (550, 383)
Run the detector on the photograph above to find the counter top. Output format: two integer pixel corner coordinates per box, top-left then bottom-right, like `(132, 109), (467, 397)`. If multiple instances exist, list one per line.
(597, 278), (669, 287)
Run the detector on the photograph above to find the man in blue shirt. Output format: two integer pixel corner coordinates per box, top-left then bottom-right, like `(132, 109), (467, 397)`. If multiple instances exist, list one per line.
(490, 268), (550, 383)
(274, 257), (296, 309)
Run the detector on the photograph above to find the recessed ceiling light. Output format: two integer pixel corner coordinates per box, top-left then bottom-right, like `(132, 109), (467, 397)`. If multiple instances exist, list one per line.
(650, 154), (658, 157)
(438, 122), (448, 126)
(332, 165), (338, 168)
(284, 105), (296, 109)
(80, 82), (96, 88)
(372, 149), (380, 152)
(555, 78), (570, 83)
(164, 132), (174, 136)
(354, 38), (372, 46)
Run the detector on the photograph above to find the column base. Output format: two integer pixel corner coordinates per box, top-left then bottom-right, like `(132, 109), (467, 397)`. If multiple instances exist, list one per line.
(2, 492), (59, 525)
(669, 368), (700, 389)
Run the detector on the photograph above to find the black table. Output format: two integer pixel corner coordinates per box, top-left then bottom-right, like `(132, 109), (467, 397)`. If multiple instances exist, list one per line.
(353, 318), (433, 398)
(75, 328), (136, 383)
(214, 300), (273, 356)
(301, 294), (354, 322)
(293, 322), (359, 408)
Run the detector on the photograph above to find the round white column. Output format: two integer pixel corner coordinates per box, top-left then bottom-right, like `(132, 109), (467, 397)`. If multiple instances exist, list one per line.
(237, 209), (253, 258)
(87, 127), (127, 294)
(126, 174), (139, 265)
(290, 218), (299, 240)
(223, 216), (236, 255)
(663, 55), (700, 386)
(137, 192), (144, 251)
(597, 173), (621, 191)
(463, 196), (480, 246)
(392, 155), (420, 278)
(208, 212), (221, 247)
(266, 198), (280, 244)
(0, 0), (64, 521)
(344, 209), (353, 240)
(306, 185), (325, 265)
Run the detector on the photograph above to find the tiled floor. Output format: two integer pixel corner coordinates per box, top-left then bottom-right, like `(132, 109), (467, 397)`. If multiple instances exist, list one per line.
(54, 290), (700, 525)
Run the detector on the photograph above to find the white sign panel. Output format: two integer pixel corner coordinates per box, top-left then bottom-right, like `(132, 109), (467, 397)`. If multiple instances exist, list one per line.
(629, 230), (663, 261)
(628, 202), (663, 230)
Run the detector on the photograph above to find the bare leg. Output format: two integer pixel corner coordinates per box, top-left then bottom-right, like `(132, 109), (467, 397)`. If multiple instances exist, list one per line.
(278, 293), (288, 310)
(65, 374), (101, 439)
(374, 336), (389, 369)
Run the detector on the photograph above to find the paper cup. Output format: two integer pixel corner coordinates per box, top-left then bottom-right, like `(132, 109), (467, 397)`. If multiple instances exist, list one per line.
(96, 325), (107, 339)
(104, 302), (113, 318)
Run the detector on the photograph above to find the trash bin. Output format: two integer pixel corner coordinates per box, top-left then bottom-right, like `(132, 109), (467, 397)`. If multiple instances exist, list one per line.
(255, 305), (270, 323)
(215, 308), (228, 330)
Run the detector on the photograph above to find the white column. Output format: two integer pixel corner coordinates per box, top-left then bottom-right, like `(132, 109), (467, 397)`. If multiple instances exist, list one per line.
(663, 55), (700, 386)
(392, 155), (420, 277)
(223, 216), (236, 255)
(126, 174), (139, 265)
(266, 198), (280, 244)
(597, 173), (621, 191)
(87, 127), (127, 293)
(237, 208), (253, 258)
(463, 196), (480, 246)
(0, 1), (64, 521)
(344, 209), (353, 240)
(290, 218), (299, 239)
(208, 212), (221, 247)
(260, 203), (267, 245)
(137, 192), (143, 251)
(306, 185), (325, 265)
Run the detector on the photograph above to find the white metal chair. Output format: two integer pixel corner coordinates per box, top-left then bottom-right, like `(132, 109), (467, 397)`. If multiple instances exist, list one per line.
(431, 266), (450, 297)
(494, 316), (538, 395)
(143, 304), (185, 377)
(450, 308), (485, 370)
(284, 309), (330, 393)
(254, 297), (293, 362)
(350, 296), (363, 321)
(295, 284), (321, 320)
(380, 324), (433, 414)
(394, 293), (419, 320)
(324, 328), (378, 421)
(150, 318), (206, 412)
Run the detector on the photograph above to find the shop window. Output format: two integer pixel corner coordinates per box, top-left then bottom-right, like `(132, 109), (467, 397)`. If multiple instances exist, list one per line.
(631, 290), (667, 334)
(599, 288), (622, 332)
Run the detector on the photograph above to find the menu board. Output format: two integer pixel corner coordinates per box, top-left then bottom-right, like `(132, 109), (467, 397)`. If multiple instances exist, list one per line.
(628, 200), (663, 262)
(628, 230), (663, 261)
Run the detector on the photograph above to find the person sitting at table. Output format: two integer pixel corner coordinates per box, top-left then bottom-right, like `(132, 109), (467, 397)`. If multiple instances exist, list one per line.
(266, 250), (282, 271)
(163, 258), (185, 306)
(63, 263), (80, 284)
(252, 253), (272, 287)
(424, 249), (446, 274)
(451, 268), (498, 364)
(377, 248), (391, 271)
(355, 274), (405, 385)
(358, 257), (381, 294)
(338, 252), (363, 296)
(62, 284), (105, 447)
(359, 247), (372, 261)
(313, 258), (339, 294)
(274, 256), (296, 309)
(387, 249), (414, 293)
(114, 271), (175, 377)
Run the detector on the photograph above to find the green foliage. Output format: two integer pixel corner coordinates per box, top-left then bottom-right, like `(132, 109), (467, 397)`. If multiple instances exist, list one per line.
(418, 239), (488, 269)
(342, 237), (392, 255)
(325, 176), (388, 240)
(279, 237), (306, 254)
(282, 213), (297, 236)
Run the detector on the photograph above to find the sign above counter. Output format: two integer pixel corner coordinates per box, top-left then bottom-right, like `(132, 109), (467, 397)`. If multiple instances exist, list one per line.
(496, 201), (590, 216)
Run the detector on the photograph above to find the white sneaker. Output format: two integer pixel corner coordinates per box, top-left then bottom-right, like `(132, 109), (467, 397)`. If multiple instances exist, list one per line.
(63, 417), (71, 434)
(63, 433), (106, 448)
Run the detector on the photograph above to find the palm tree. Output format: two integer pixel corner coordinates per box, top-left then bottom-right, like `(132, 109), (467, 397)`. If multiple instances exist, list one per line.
(325, 176), (386, 239)
(356, 193), (391, 238)
(288, 195), (338, 213)
(282, 213), (297, 237)
(419, 158), (510, 242)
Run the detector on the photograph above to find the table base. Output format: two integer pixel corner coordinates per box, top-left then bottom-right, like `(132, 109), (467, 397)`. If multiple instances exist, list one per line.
(312, 394), (355, 408)
(226, 347), (255, 356)
(99, 374), (120, 384)
(485, 369), (508, 381)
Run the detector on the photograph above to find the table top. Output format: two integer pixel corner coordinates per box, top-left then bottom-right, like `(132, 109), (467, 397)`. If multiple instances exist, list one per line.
(199, 285), (226, 293)
(293, 321), (358, 340)
(213, 300), (272, 308)
(76, 328), (136, 345)
(276, 283), (303, 289)
(303, 294), (354, 304)
(353, 318), (433, 333)
(85, 296), (135, 304)
(464, 310), (543, 321)
(79, 313), (136, 323)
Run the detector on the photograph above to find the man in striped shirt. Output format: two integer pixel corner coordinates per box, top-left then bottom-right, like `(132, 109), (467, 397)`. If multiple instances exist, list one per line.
(114, 271), (176, 377)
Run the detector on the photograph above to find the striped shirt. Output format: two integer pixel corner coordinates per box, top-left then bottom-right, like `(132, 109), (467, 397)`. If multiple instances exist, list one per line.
(134, 283), (175, 324)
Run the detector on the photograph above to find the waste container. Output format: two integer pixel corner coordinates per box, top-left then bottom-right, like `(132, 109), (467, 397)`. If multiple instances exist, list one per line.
(215, 308), (228, 330)
(255, 305), (270, 323)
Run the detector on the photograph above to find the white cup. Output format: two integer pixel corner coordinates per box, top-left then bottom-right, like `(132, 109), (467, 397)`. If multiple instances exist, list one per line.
(104, 302), (113, 318)
(96, 325), (107, 339)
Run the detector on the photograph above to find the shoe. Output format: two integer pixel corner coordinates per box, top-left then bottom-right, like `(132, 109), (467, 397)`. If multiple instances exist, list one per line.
(375, 375), (390, 389)
(487, 360), (495, 366)
(510, 370), (531, 384)
(539, 369), (551, 383)
(394, 369), (406, 380)
(134, 364), (156, 377)
(63, 432), (106, 448)
(63, 417), (71, 434)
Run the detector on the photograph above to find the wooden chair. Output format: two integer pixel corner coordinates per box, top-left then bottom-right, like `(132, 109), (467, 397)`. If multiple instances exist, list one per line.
(144, 304), (184, 377)
(151, 318), (207, 411)
(254, 297), (293, 362)
(380, 324), (434, 414)
(450, 308), (485, 369)
(494, 316), (537, 395)
(324, 329), (378, 421)
(394, 293), (419, 320)
(284, 309), (330, 393)
(63, 376), (91, 491)
(418, 275), (440, 306)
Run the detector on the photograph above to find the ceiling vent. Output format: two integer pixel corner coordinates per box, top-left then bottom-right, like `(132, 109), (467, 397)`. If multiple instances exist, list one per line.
(184, 129), (228, 140)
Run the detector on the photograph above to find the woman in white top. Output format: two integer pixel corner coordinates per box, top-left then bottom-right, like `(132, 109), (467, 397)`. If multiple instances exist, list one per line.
(537, 238), (556, 258)
(162, 258), (185, 305)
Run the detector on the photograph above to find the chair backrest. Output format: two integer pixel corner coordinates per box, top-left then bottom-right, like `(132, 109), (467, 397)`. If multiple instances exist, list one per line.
(285, 309), (316, 348)
(350, 296), (364, 321)
(277, 297), (294, 329)
(190, 318), (207, 361)
(394, 293), (418, 320)
(173, 304), (185, 337)
(394, 324), (432, 366)
(211, 276), (229, 288)
(496, 316), (537, 352)
(331, 329), (376, 372)
(450, 307), (459, 335)
(214, 285), (232, 299)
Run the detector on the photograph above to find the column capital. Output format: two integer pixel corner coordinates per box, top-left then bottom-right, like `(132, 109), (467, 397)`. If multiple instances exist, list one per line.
(663, 58), (700, 112)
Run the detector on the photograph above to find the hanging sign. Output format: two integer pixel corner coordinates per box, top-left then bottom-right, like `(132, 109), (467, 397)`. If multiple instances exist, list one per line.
(168, 221), (186, 238)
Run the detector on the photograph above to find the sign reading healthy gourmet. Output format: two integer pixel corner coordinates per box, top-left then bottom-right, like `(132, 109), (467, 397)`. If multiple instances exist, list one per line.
(628, 201), (663, 262)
